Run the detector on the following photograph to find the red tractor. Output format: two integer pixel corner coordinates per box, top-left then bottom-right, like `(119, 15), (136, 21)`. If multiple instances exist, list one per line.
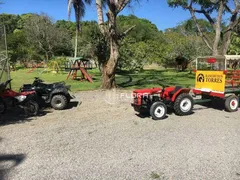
(132, 86), (194, 120)
(132, 56), (240, 120)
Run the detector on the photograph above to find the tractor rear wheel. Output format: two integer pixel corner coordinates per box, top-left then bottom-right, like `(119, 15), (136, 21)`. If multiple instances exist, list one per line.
(174, 93), (194, 116)
(225, 95), (239, 112)
(150, 102), (167, 120)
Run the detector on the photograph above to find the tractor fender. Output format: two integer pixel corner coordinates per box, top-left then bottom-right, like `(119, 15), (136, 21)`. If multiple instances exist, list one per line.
(171, 88), (191, 102)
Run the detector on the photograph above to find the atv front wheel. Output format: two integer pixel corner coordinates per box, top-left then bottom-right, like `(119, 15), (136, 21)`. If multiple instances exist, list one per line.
(174, 93), (193, 116)
(51, 95), (68, 110)
(24, 100), (39, 116)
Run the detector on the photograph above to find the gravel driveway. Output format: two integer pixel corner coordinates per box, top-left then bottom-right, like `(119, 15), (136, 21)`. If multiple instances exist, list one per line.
(1, 90), (240, 180)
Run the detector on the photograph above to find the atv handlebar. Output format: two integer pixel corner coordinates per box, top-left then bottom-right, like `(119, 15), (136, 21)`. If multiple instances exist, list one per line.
(5, 79), (12, 86)
(0, 79), (12, 92)
(33, 77), (43, 84)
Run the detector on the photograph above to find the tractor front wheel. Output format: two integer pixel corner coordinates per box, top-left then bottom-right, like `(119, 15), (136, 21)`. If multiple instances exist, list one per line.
(150, 102), (167, 120)
(174, 93), (194, 116)
(225, 95), (239, 112)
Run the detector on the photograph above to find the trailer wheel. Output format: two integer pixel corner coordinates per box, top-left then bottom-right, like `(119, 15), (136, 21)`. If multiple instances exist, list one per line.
(150, 102), (167, 120)
(225, 95), (239, 112)
(174, 93), (194, 116)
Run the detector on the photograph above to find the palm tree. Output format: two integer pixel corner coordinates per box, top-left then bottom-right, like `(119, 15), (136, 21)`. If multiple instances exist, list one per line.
(68, 0), (92, 57)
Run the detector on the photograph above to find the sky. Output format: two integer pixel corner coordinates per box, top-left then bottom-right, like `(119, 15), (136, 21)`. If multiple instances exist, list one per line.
(0, 0), (224, 30)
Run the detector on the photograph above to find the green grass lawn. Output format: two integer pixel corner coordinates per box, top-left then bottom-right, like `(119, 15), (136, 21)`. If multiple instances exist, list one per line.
(10, 68), (195, 92)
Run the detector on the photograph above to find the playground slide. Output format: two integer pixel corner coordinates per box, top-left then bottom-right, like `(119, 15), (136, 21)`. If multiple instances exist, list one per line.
(80, 67), (93, 83)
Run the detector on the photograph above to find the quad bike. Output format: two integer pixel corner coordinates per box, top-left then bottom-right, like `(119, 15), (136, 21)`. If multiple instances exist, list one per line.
(20, 77), (75, 110)
(0, 79), (39, 116)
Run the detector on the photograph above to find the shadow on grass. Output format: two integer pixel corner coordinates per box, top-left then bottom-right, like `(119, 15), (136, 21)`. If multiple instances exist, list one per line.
(117, 72), (193, 89)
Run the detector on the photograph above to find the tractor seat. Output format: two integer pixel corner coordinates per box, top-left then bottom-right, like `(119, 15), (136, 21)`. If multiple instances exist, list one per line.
(169, 86), (182, 96)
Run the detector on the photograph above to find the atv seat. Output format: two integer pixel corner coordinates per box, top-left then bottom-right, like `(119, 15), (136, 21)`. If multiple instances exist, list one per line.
(169, 86), (182, 96)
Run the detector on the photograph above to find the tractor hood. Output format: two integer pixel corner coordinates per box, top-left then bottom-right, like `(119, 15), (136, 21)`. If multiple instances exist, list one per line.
(133, 88), (162, 95)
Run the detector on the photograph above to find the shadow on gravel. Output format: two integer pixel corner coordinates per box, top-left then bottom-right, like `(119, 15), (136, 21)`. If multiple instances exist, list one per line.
(194, 99), (225, 111)
(0, 100), (80, 126)
(135, 107), (196, 120)
(66, 101), (80, 110)
(136, 113), (169, 120)
(0, 153), (26, 180)
(0, 108), (51, 126)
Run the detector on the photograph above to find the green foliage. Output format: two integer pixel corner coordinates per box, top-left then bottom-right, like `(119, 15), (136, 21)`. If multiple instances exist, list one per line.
(49, 56), (68, 67)
(228, 33), (240, 55)
(2, 12), (218, 73)
(17, 13), (35, 29)
(167, 0), (238, 55)
(117, 15), (159, 42)
(7, 30), (41, 66)
(0, 14), (20, 34)
(56, 20), (76, 36)
(167, 19), (215, 35)
(168, 0), (221, 10)
(160, 31), (211, 69)
(119, 38), (147, 72)
(23, 14), (72, 60)
(117, 15), (164, 71)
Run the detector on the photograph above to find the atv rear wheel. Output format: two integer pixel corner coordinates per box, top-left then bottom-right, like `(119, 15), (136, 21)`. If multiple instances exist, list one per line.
(24, 100), (39, 116)
(225, 95), (239, 112)
(150, 102), (167, 120)
(174, 93), (193, 116)
(51, 95), (68, 110)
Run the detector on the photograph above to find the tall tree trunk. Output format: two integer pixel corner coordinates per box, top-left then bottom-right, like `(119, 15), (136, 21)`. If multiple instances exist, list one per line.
(101, 11), (119, 89)
(222, 8), (239, 55)
(222, 30), (233, 55)
(74, 29), (78, 58)
(212, 0), (224, 55)
(96, 0), (105, 34)
(102, 38), (119, 88)
(97, 55), (105, 74)
(45, 52), (49, 62)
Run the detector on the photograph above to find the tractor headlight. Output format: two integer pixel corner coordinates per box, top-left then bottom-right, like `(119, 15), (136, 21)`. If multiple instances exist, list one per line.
(15, 95), (27, 102)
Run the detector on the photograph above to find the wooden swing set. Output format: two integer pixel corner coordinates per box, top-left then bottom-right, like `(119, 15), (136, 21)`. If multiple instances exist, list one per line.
(65, 57), (93, 83)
